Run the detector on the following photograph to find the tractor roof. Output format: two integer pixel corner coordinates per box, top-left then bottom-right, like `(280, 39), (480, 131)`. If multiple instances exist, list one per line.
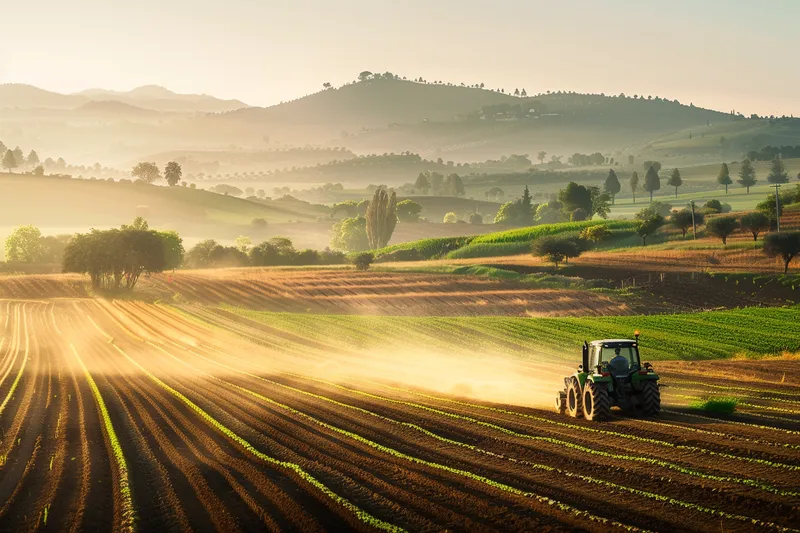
(590, 339), (637, 345)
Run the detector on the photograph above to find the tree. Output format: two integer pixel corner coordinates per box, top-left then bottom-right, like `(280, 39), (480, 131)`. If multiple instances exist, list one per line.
(667, 168), (683, 198)
(739, 212), (770, 242)
(157, 230), (185, 269)
(33, 165), (44, 176)
(767, 157), (789, 184)
(468, 212), (483, 224)
(764, 232), (800, 273)
(589, 187), (611, 219)
(629, 171), (639, 203)
(635, 215), (664, 246)
(707, 216), (739, 245)
(716, 163), (733, 193)
(396, 200), (422, 223)
(331, 216), (369, 252)
(737, 159), (757, 193)
(580, 224), (612, 244)
(428, 171), (444, 194)
(234, 235), (252, 254)
(444, 173), (465, 197)
(670, 209), (704, 237)
(351, 252), (374, 271)
(532, 236), (584, 268)
(164, 161), (182, 186)
(414, 173), (430, 195)
(322, 82), (332, 90)
(603, 169), (621, 204)
(704, 199), (723, 214)
(27, 150), (40, 169)
(537, 151), (547, 164)
(643, 165), (661, 202)
(365, 188), (397, 249)
(132, 162), (161, 183)
(443, 212), (457, 223)
(558, 182), (592, 215)
(12, 147), (23, 166)
(2, 150), (18, 173)
(5, 225), (44, 262)
(358, 71), (373, 82)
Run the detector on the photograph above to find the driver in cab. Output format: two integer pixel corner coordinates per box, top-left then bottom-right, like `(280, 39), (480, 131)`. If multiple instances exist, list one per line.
(608, 347), (629, 376)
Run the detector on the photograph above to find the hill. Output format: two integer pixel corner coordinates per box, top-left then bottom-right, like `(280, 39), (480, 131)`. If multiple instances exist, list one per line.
(0, 84), (88, 109)
(0, 83), (248, 113)
(205, 78), (517, 143)
(76, 85), (249, 113)
(0, 173), (329, 243)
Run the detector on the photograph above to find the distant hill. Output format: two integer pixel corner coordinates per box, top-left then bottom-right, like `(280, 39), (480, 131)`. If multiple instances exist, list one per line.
(0, 84), (87, 109)
(77, 100), (160, 117)
(0, 173), (329, 244)
(0, 83), (248, 113)
(76, 85), (249, 113)
(206, 79), (517, 143)
(199, 80), (746, 160)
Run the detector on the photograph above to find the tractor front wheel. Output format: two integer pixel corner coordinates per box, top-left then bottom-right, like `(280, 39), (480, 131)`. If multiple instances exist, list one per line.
(640, 380), (661, 417)
(567, 378), (583, 418)
(583, 380), (611, 422)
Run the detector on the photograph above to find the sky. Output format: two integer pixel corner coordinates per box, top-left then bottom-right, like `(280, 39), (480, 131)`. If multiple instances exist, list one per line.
(1, 0), (798, 116)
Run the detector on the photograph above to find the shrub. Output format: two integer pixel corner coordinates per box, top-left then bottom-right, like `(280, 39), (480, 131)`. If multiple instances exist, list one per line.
(706, 216), (739, 245)
(532, 236), (586, 268)
(704, 199), (723, 213)
(396, 199), (422, 223)
(443, 212), (457, 224)
(251, 218), (268, 230)
(689, 397), (738, 414)
(376, 248), (424, 263)
(580, 224), (612, 243)
(351, 252), (374, 271)
(468, 213), (483, 224)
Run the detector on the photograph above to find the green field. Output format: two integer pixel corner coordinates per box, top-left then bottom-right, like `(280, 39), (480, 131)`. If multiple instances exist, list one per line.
(225, 305), (800, 362)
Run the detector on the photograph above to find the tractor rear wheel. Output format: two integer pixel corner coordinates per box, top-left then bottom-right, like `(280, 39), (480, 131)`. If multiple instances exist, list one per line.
(583, 380), (611, 421)
(566, 378), (583, 418)
(640, 380), (661, 417)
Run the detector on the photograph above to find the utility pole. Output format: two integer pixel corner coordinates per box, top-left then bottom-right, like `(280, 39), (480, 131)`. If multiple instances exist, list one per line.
(689, 200), (697, 239)
(772, 184), (782, 232)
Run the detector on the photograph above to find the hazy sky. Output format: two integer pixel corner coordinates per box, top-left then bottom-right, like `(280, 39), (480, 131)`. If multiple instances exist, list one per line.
(2, 0), (798, 115)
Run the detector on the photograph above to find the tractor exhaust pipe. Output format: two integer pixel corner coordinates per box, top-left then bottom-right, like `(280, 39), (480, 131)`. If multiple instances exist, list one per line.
(582, 341), (589, 372)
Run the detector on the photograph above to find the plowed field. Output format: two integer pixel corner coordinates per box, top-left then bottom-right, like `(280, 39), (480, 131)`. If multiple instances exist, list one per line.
(0, 299), (798, 532)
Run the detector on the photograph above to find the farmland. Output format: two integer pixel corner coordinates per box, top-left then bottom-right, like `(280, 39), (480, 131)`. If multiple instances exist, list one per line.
(0, 298), (798, 532)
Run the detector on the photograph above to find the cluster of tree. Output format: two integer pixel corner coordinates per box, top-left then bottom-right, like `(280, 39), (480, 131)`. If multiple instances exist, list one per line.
(331, 189), (399, 252)
(413, 172), (465, 197)
(746, 146), (800, 162)
(479, 101), (546, 119)
(62, 218), (183, 290)
(4, 226), (71, 264)
(494, 183), (611, 226)
(568, 153), (606, 166)
(1, 141), (42, 174)
(185, 237), (346, 268)
(131, 161), (184, 186)
(756, 185), (800, 224)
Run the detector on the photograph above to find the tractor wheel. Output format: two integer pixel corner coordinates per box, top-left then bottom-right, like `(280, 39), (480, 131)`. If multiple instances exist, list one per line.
(566, 378), (583, 418)
(640, 380), (661, 417)
(583, 380), (611, 422)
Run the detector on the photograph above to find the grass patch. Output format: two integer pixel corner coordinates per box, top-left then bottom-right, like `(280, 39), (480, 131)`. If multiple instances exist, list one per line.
(688, 397), (739, 414)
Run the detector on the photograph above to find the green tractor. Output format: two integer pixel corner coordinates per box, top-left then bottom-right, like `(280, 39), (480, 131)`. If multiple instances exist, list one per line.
(554, 333), (660, 421)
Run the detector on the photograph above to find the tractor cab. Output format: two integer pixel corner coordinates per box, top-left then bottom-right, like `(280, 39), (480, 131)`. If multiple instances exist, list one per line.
(587, 340), (642, 378)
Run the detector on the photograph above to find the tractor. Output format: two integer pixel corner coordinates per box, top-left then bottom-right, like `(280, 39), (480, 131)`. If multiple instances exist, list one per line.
(554, 332), (660, 421)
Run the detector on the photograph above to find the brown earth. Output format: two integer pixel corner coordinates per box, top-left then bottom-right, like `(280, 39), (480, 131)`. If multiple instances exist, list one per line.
(0, 299), (798, 532)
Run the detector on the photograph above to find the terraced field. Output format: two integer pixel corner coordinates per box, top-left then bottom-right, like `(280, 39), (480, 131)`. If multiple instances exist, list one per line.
(0, 298), (798, 532)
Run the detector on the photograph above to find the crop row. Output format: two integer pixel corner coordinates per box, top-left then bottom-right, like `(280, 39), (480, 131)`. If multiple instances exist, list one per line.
(70, 344), (135, 533)
(223, 305), (800, 362)
(110, 342), (404, 533)
(193, 346), (800, 527)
